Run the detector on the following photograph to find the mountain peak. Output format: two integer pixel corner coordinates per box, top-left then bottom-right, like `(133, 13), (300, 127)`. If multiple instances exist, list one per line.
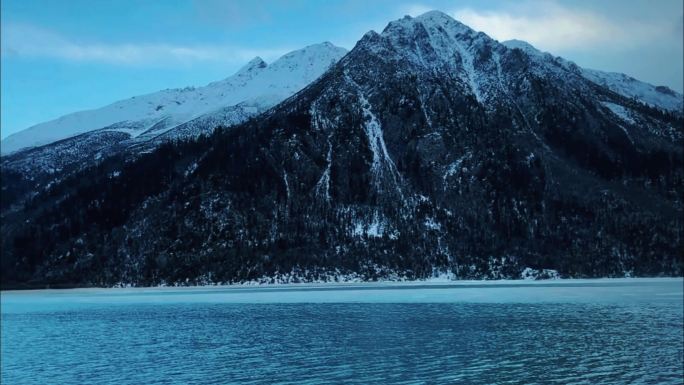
(414, 10), (456, 23)
(237, 57), (268, 75)
(298, 42), (347, 55)
(502, 39), (539, 53)
(381, 10), (472, 36)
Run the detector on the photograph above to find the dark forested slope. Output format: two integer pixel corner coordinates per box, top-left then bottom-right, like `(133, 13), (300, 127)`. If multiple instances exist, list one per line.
(2, 12), (682, 287)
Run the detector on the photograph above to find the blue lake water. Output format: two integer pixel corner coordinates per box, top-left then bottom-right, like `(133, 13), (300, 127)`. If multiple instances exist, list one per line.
(2, 279), (683, 384)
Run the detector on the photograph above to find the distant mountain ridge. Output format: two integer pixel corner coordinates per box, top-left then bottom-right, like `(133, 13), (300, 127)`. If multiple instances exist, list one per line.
(501, 39), (683, 113)
(1, 42), (348, 155)
(2, 29), (682, 158)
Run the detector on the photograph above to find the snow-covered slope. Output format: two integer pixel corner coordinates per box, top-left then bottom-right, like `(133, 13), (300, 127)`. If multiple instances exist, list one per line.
(1, 42), (347, 155)
(580, 69), (683, 113)
(502, 39), (683, 113)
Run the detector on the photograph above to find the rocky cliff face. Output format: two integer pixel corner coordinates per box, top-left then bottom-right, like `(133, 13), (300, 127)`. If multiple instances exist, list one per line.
(2, 11), (682, 287)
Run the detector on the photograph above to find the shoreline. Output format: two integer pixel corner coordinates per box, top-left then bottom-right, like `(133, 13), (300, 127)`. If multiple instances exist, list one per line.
(2, 276), (682, 295)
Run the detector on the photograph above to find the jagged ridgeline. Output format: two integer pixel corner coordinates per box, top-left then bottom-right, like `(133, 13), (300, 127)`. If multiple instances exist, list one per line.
(1, 11), (683, 287)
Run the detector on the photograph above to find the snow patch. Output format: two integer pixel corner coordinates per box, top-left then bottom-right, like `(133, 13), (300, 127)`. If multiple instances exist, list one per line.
(345, 72), (403, 196)
(314, 138), (333, 201)
(520, 267), (560, 280)
(602, 102), (635, 125)
(351, 213), (396, 239)
(424, 217), (441, 231)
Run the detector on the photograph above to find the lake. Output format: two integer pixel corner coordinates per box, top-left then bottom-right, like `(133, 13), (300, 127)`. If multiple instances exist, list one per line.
(2, 279), (682, 384)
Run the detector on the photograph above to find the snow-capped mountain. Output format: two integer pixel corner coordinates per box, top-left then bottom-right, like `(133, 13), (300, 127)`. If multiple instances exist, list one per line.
(1, 42), (347, 155)
(502, 39), (683, 113)
(2, 11), (682, 287)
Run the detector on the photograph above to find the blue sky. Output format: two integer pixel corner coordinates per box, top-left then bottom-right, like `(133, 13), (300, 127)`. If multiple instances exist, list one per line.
(1, 0), (682, 139)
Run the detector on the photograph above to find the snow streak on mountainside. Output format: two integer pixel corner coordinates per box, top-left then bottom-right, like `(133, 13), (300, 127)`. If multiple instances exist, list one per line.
(502, 39), (683, 113)
(1, 42), (347, 155)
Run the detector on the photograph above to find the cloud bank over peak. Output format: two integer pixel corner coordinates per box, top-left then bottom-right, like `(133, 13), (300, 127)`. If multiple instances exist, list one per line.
(401, 1), (681, 53)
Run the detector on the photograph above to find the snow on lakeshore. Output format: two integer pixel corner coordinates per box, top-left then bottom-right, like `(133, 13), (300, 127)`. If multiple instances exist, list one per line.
(1, 278), (682, 313)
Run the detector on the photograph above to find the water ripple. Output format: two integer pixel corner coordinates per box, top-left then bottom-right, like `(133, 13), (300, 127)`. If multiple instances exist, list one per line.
(2, 298), (682, 384)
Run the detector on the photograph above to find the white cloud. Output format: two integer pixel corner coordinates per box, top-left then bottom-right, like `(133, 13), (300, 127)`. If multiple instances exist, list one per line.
(400, 2), (676, 53)
(0, 23), (291, 66)
(451, 2), (671, 52)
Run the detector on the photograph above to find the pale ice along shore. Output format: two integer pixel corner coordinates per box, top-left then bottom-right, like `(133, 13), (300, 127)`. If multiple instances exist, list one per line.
(2, 278), (682, 313)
